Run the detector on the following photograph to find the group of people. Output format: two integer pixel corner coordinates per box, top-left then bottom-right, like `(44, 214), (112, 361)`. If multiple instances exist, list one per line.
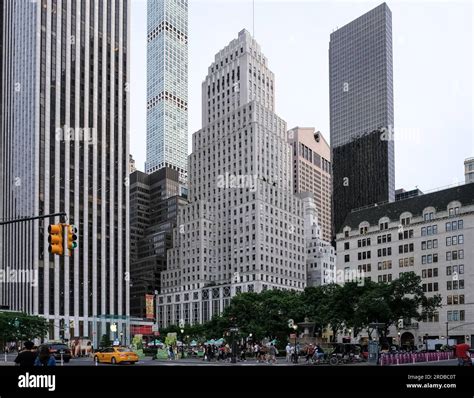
(284, 343), (325, 364)
(13, 341), (56, 367)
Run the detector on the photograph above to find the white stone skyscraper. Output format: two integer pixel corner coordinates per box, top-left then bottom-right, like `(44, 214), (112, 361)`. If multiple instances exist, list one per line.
(145, 0), (188, 182)
(158, 30), (306, 327)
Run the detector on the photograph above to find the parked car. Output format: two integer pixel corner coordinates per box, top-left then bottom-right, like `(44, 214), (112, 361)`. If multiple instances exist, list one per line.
(43, 343), (72, 363)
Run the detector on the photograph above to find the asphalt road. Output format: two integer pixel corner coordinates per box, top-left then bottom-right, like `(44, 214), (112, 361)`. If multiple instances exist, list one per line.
(0, 353), (460, 367)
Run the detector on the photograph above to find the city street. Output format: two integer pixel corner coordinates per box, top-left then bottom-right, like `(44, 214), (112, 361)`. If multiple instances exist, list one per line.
(0, 353), (458, 367)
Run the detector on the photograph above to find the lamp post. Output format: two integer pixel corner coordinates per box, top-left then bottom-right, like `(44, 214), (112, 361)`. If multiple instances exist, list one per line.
(424, 333), (429, 352)
(180, 328), (184, 359)
(293, 324), (298, 363)
(446, 322), (449, 347)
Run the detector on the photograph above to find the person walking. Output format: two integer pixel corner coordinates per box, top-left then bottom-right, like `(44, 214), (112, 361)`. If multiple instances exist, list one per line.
(454, 342), (471, 366)
(268, 343), (278, 364)
(306, 344), (315, 363)
(285, 343), (292, 362)
(14, 341), (37, 367)
(34, 345), (56, 366)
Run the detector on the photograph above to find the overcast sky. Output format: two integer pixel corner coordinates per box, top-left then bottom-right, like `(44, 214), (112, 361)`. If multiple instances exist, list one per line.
(130, 0), (473, 193)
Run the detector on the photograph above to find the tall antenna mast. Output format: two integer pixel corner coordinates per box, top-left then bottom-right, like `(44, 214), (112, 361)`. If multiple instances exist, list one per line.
(253, 0), (255, 38)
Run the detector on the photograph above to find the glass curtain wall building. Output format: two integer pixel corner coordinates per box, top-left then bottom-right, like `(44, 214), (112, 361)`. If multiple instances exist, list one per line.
(146, 0), (188, 183)
(329, 3), (395, 236)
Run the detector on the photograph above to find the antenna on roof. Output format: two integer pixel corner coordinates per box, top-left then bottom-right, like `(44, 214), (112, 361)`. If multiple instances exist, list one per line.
(253, 0), (255, 38)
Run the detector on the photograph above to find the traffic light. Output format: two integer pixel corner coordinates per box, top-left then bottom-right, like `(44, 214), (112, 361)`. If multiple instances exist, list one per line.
(67, 224), (78, 256)
(48, 224), (64, 256)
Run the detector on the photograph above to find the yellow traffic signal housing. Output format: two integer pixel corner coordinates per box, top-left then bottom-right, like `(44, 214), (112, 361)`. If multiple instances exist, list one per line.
(48, 224), (63, 256)
(67, 224), (78, 255)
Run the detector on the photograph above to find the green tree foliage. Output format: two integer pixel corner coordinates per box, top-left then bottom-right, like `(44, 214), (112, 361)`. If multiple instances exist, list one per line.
(99, 334), (112, 348)
(0, 312), (48, 345)
(161, 273), (442, 345)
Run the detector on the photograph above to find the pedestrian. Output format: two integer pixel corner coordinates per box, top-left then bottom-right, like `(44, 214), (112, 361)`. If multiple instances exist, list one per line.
(34, 345), (56, 366)
(313, 344), (325, 363)
(285, 343), (292, 362)
(306, 344), (315, 363)
(454, 342), (471, 366)
(253, 343), (259, 361)
(14, 341), (37, 367)
(240, 344), (246, 361)
(268, 343), (277, 364)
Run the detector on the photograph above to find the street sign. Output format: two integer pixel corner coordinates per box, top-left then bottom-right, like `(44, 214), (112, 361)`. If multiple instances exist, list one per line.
(152, 324), (159, 332)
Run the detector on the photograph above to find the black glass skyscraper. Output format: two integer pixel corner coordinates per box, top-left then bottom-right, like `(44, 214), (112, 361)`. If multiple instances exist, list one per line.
(329, 2), (395, 236)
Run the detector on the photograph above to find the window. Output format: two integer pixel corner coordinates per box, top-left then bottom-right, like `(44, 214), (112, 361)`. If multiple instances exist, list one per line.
(344, 254), (350, 263)
(446, 237), (452, 246)
(344, 242), (349, 250)
(447, 281), (452, 290)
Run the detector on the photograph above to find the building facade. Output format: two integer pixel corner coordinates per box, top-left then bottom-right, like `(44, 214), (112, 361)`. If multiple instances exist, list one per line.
(465, 157), (474, 184)
(129, 167), (187, 318)
(329, 3), (395, 236)
(157, 29), (306, 328)
(145, 0), (188, 181)
(300, 193), (336, 287)
(0, 0), (130, 347)
(336, 183), (474, 345)
(288, 127), (332, 242)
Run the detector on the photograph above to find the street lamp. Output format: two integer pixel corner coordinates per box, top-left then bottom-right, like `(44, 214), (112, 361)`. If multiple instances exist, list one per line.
(293, 324), (298, 363)
(180, 328), (185, 359)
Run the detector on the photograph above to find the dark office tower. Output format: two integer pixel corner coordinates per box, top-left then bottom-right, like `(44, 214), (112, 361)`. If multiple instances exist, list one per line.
(329, 3), (395, 236)
(0, 0), (130, 347)
(129, 168), (187, 318)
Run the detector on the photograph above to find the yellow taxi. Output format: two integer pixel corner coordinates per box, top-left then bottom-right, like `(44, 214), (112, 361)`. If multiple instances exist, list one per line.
(94, 347), (139, 364)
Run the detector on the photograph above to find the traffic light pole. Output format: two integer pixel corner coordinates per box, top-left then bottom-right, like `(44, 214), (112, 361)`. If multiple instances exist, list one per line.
(0, 212), (67, 226)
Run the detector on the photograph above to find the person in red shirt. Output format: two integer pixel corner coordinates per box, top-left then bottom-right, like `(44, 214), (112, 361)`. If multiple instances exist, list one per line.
(454, 342), (471, 366)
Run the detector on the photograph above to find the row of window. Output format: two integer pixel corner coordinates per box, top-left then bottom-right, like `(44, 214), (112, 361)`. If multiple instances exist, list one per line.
(447, 280), (465, 290)
(349, 217), (464, 239)
(446, 235), (464, 246)
(446, 295), (465, 305)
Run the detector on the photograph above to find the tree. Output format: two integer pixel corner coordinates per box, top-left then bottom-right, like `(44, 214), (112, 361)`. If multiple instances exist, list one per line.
(99, 334), (112, 348)
(353, 272), (442, 342)
(0, 312), (48, 348)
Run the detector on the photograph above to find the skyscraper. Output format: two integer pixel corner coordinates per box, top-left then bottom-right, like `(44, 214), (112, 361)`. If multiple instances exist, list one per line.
(157, 30), (306, 327)
(145, 0), (188, 181)
(129, 167), (187, 318)
(0, 0), (130, 347)
(288, 127), (332, 242)
(329, 3), (395, 236)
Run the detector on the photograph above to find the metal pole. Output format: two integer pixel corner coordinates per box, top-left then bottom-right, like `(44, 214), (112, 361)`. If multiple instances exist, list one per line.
(0, 212), (67, 226)
(446, 322), (449, 346)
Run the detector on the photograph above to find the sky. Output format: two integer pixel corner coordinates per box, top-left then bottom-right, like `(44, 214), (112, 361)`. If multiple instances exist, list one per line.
(130, 0), (473, 193)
